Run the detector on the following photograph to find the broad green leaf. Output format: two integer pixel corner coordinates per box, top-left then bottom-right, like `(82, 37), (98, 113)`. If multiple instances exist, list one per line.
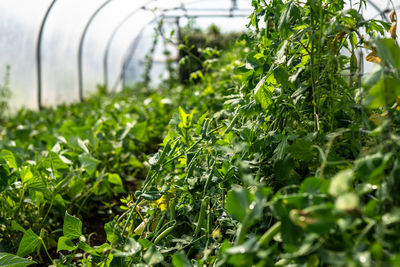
(366, 76), (400, 108)
(289, 139), (314, 161)
(20, 167), (33, 184)
(226, 186), (250, 222)
(278, 2), (300, 39)
(375, 38), (400, 69)
(113, 238), (142, 257)
(143, 245), (164, 265)
(0, 253), (35, 267)
(16, 229), (41, 257)
(77, 242), (96, 254)
(335, 193), (359, 212)
(108, 173), (123, 187)
(132, 121), (148, 141)
(63, 211), (82, 239)
(25, 175), (48, 193)
(79, 154), (100, 175)
(0, 150), (17, 169)
(104, 222), (120, 243)
(77, 138), (89, 154)
(178, 106), (189, 128)
(57, 236), (76, 252)
(225, 237), (259, 254)
(172, 251), (193, 267)
(254, 76), (274, 111)
(329, 169), (354, 197)
(300, 177), (328, 195)
(11, 221), (26, 233)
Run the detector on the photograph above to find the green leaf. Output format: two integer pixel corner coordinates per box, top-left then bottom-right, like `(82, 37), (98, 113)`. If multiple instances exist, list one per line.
(132, 121), (148, 141)
(108, 173), (123, 187)
(178, 106), (189, 128)
(375, 38), (400, 69)
(335, 193), (359, 212)
(24, 175), (47, 192)
(172, 251), (193, 267)
(366, 77), (400, 108)
(143, 245), (164, 265)
(226, 186), (251, 222)
(329, 169), (354, 197)
(0, 150), (17, 169)
(16, 229), (41, 257)
(63, 211), (82, 239)
(11, 221), (26, 233)
(104, 222), (120, 244)
(278, 2), (300, 39)
(20, 167), (33, 184)
(57, 236), (76, 252)
(77, 138), (89, 154)
(254, 76), (274, 111)
(300, 177), (327, 195)
(79, 154), (100, 175)
(289, 139), (314, 161)
(113, 238), (142, 257)
(0, 253), (35, 267)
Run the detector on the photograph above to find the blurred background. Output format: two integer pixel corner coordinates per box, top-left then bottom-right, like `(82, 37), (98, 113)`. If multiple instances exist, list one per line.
(0, 0), (398, 111)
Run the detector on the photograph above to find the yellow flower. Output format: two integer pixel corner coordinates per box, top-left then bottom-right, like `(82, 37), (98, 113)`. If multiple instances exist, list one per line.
(156, 194), (170, 212)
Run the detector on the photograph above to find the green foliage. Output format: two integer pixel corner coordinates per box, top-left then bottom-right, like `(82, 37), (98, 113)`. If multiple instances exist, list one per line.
(0, 66), (11, 122)
(0, 253), (35, 267)
(2, 0), (400, 266)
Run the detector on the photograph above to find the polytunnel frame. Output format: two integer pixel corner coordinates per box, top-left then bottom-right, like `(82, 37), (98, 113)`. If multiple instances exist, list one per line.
(102, 0), (155, 89)
(117, 4), (252, 90)
(36, 0), (251, 109)
(37, 0), (58, 110)
(103, 0), (250, 90)
(78, 0), (114, 103)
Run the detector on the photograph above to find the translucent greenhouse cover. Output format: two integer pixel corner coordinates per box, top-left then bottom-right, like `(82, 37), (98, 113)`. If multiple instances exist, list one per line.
(0, 0), (398, 111)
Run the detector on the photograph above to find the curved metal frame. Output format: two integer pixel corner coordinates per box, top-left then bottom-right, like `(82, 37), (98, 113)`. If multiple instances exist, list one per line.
(103, 0), (155, 88)
(36, 0), (58, 110)
(78, 0), (113, 102)
(37, 0), (252, 108)
(114, 17), (158, 91)
(117, 6), (252, 90)
(102, 0), (233, 88)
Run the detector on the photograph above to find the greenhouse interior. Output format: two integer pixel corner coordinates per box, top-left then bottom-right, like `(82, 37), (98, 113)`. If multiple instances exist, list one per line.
(1, 0), (400, 266)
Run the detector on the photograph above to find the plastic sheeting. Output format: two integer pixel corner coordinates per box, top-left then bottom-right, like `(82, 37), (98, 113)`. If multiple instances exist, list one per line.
(0, 0), (251, 111)
(0, 0), (397, 111)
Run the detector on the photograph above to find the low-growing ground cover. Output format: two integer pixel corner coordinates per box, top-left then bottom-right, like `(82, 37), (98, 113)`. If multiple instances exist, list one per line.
(1, 0), (400, 266)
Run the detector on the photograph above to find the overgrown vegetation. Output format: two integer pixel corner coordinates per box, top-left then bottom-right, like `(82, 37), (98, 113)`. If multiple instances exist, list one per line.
(1, 0), (400, 266)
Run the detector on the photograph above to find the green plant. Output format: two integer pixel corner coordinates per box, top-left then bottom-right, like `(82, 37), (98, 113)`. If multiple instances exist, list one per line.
(0, 65), (11, 122)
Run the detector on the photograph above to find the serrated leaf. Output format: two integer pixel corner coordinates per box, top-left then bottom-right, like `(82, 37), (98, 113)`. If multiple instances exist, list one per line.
(63, 211), (82, 239)
(0, 253), (35, 267)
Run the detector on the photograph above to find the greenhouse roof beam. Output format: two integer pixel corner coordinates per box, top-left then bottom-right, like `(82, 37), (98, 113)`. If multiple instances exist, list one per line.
(103, 1), (155, 89)
(36, 0), (58, 110)
(78, 0), (114, 103)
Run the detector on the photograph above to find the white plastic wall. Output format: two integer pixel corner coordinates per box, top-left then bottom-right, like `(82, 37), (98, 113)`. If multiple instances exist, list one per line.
(0, 0), (397, 111)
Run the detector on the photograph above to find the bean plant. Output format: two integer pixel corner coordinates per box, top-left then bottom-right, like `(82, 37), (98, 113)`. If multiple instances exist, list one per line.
(1, 0), (400, 266)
